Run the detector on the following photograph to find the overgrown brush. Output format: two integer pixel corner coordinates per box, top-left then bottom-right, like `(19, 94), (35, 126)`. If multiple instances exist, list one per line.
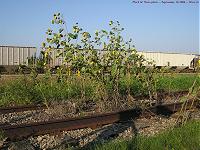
(40, 13), (160, 107)
(0, 74), (199, 107)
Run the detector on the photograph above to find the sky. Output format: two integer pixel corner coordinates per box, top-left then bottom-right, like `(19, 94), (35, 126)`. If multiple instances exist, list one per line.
(0, 0), (199, 54)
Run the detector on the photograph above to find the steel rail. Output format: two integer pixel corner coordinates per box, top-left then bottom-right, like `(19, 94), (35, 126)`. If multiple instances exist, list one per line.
(0, 105), (46, 114)
(0, 99), (199, 141)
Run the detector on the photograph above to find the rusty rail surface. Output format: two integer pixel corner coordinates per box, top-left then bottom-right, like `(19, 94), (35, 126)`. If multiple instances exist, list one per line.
(1, 108), (141, 141)
(0, 105), (46, 114)
(0, 99), (199, 141)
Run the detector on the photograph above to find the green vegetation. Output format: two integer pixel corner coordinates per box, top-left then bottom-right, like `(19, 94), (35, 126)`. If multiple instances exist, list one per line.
(157, 74), (200, 92)
(42, 13), (160, 101)
(88, 120), (200, 150)
(0, 74), (199, 107)
(0, 76), (100, 107)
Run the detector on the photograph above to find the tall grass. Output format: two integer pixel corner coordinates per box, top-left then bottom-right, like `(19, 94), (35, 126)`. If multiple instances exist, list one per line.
(0, 74), (199, 107)
(0, 76), (102, 107)
(157, 74), (200, 92)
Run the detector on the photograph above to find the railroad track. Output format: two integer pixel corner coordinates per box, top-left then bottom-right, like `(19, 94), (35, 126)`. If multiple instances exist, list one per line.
(0, 99), (199, 141)
(0, 105), (46, 114)
(0, 90), (189, 114)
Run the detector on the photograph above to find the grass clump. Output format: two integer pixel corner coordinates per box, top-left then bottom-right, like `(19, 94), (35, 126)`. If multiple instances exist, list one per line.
(0, 76), (102, 107)
(157, 74), (200, 92)
(90, 120), (200, 150)
(0, 74), (199, 107)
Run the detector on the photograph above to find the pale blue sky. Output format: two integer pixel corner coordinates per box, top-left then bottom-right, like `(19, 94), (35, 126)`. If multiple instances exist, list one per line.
(0, 0), (199, 54)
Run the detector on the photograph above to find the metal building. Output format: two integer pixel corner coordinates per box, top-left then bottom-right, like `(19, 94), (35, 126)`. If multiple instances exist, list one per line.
(0, 46), (37, 66)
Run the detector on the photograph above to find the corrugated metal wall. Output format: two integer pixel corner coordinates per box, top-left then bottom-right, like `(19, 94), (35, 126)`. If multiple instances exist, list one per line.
(49, 49), (197, 67)
(0, 46), (36, 66)
(49, 49), (65, 67)
(138, 51), (196, 67)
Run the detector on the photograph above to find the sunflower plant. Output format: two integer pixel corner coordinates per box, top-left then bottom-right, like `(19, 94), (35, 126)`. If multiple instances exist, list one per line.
(42, 13), (157, 103)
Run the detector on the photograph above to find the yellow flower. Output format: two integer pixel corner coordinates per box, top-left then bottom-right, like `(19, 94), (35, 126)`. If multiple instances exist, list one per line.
(44, 52), (48, 58)
(68, 68), (71, 76)
(77, 70), (81, 77)
(89, 61), (94, 65)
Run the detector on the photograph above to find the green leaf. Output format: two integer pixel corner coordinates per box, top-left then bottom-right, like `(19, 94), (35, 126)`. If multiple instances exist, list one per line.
(59, 20), (63, 24)
(109, 21), (113, 26)
(59, 28), (64, 33)
(42, 42), (46, 47)
(68, 33), (78, 39)
(102, 30), (108, 34)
